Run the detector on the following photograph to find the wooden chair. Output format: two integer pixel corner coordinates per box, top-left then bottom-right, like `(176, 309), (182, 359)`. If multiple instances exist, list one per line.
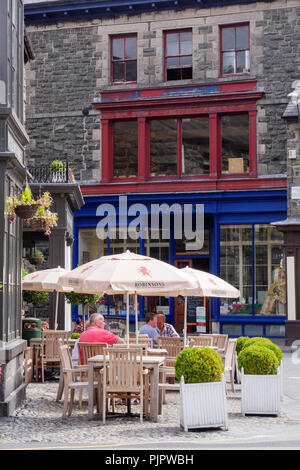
(223, 338), (237, 393)
(79, 342), (108, 365)
(36, 330), (69, 383)
(214, 334), (229, 355)
(24, 347), (33, 384)
(128, 337), (152, 352)
(101, 347), (149, 424)
(187, 336), (213, 347)
(157, 337), (184, 366)
(58, 343), (100, 419)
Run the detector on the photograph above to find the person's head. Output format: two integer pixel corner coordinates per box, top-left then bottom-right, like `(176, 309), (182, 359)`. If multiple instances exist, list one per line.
(156, 312), (165, 331)
(89, 313), (106, 329)
(145, 311), (157, 328)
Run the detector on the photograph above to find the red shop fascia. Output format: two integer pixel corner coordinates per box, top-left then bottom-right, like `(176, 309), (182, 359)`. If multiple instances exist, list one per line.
(85, 80), (286, 197)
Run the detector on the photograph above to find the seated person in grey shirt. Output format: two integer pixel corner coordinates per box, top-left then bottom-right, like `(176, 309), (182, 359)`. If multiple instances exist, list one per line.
(156, 311), (179, 337)
(139, 312), (159, 345)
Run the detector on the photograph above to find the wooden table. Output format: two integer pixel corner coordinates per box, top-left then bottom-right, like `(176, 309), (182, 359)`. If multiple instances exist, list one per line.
(147, 348), (167, 356)
(87, 354), (166, 422)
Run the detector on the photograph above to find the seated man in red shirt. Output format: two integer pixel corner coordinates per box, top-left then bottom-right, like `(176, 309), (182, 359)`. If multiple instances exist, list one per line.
(78, 313), (125, 363)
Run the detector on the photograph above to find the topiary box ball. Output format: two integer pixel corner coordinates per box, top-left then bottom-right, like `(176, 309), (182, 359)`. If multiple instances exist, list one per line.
(238, 344), (279, 375)
(247, 342), (283, 364)
(242, 337), (273, 351)
(236, 336), (250, 355)
(174, 346), (224, 384)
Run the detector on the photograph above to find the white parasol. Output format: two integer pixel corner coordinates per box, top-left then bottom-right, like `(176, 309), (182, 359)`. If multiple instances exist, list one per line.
(58, 250), (198, 344)
(22, 266), (71, 330)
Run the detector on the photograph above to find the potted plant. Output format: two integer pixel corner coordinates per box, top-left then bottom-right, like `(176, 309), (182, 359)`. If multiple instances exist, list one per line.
(238, 343), (281, 416)
(175, 346), (228, 431)
(28, 205), (58, 236)
(28, 248), (45, 266)
(65, 292), (101, 329)
(5, 184), (38, 222)
(50, 160), (66, 182)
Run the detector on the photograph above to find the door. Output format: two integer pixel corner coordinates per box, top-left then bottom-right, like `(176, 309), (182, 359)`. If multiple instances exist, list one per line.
(174, 258), (210, 334)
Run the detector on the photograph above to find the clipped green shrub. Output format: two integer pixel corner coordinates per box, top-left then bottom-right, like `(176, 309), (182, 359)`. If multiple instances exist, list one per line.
(175, 346), (224, 384)
(236, 336), (250, 355)
(238, 344), (279, 375)
(242, 337), (273, 351)
(70, 332), (80, 340)
(247, 342), (283, 364)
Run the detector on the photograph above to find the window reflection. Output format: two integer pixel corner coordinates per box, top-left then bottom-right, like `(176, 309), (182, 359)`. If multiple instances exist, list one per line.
(182, 118), (209, 175)
(222, 114), (249, 174)
(219, 225), (285, 316)
(113, 121), (138, 178)
(150, 119), (177, 176)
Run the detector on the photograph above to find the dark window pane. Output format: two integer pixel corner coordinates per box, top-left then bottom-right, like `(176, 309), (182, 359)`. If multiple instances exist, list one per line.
(222, 115), (249, 174)
(167, 56), (180, 67)
(166, 68), (182, 81)
(237, 50), (249, 73)
(180, 31), (192, 55)
(112, 38), (124, 60)
(222, 27), (235, 50)
(114, 121), (138, 178)
(113, 62), (125, 81)
(126, 61), (137, 81)
(181, 55), (192, 66)
(166, 33), (179, 56)
(150, 119), (177, 176)
(181, 67), (192, 79)
(182, 118), (209, 175)
(236, 25), (249, 49)
(223, 51), (235, 74)
(125, 37), (137, 59)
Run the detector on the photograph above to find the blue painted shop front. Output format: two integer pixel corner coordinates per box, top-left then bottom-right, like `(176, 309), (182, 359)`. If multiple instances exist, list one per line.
(72, 189), (287, 338)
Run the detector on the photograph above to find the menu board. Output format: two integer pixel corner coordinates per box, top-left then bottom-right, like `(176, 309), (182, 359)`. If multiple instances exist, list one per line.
(187, 297), (204, 323)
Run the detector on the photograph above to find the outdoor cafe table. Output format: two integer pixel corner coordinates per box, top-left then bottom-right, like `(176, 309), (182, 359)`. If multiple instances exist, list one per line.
(87, 354), (166, 422)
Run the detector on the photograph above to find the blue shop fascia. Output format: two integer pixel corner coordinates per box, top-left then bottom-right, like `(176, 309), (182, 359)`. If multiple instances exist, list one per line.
(72, 188), (287, 338)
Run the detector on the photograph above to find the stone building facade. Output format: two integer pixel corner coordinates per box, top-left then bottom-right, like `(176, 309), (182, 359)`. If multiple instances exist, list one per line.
(24, 0), (299, 180)
(23, 0), (300, 339)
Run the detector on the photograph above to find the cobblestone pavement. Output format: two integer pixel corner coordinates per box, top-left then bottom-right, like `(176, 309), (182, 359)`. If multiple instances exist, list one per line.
(0, 379), (298, 449)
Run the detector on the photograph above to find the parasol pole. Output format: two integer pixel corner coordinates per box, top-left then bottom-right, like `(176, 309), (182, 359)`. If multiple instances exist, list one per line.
(54, 290), (59, 330)
(135, 293), (138, 343)
(126, 291), (130, 346)
(183, 296), (187, 348)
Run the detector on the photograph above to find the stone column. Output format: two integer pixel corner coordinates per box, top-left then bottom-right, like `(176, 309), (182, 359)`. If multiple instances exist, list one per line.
(273, 81), (300, 345)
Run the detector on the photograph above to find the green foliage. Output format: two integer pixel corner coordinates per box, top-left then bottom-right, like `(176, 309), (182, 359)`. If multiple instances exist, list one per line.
(242, 337), (273, 351)
(244, 341), (283, 364)
(70, 332), (80, 339)
(175, 346), (224, 384)
(236, 336), (250, 355)
(21, 184), (33, 203)
(238, 344), (279, 375)
(50, 160), (65, 172)
(23, 290), (50, 304)
(65, 292), (100, 306)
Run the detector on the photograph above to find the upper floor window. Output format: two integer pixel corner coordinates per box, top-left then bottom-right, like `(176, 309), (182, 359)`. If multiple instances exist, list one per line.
(164, 29), (192, 81)
(220, 24), (250, 76)
(111, 34), (137, 83)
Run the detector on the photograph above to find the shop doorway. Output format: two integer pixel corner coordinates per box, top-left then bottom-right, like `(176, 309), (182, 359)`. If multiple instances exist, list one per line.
(174, 258), (210, 334)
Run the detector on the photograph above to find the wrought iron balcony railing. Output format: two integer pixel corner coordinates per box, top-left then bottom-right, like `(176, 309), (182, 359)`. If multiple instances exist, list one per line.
(27, 161), (75, 184)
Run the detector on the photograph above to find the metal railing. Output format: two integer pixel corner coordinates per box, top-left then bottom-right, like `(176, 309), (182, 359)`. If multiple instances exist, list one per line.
(27, 161), (75, 183)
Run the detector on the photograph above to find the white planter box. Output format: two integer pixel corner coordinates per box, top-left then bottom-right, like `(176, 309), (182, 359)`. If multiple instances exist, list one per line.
(180, 374), (228, 432)
(241, 366), (281, 416)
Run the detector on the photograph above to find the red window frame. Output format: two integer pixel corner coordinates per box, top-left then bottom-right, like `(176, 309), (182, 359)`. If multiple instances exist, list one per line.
(110, 34), (137, 84)
(104, 111), (256, 183)
(164, 29), (193, 81)
(220, 23), (250, 77)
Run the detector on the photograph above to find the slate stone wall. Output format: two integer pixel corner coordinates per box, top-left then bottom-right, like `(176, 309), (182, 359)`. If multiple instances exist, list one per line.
(24, 0), (300, 182)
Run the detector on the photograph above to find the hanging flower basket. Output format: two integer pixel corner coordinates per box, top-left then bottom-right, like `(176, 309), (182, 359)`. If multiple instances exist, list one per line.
(28, 257), (43, 266)
(14, 203), (39, 220)
(28, 210), (58, 236)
